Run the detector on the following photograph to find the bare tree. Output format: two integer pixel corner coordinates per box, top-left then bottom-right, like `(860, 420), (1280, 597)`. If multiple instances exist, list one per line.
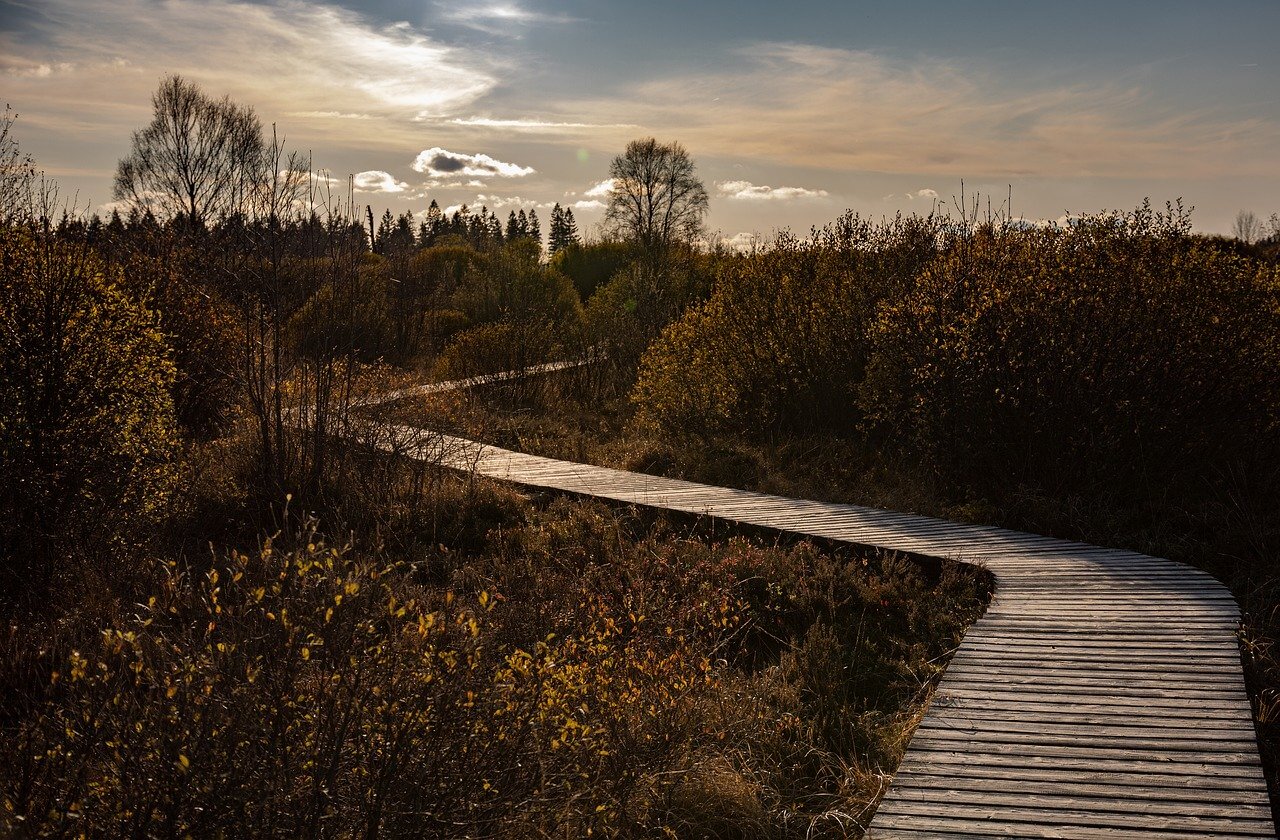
(1232, 210), (1263, 244)
(604, 137), (708, 266)
(0, 105), (37, 226)
(114, 75), (265, 225)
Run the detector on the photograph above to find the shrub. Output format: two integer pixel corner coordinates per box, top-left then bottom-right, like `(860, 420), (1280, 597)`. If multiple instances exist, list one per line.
(634, 214), (942, 436)
(860, 203), (1280, 501)
(551, 239), (634, 301)
(451, 238), (581, 328)
(0, 231), (179, 609)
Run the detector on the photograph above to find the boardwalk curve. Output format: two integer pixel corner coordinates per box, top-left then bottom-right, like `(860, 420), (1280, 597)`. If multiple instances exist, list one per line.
(381, 424), (1274, 837)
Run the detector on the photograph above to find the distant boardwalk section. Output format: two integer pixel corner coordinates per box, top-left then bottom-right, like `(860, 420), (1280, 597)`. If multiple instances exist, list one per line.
(382, 426), (1275, 838)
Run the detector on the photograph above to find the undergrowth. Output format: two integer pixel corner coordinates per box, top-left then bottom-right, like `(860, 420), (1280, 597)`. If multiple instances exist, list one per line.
(0, 441), (988, 838)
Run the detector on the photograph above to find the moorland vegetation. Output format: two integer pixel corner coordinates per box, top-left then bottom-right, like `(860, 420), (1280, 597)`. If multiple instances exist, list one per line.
(2, 73), (1280, 835)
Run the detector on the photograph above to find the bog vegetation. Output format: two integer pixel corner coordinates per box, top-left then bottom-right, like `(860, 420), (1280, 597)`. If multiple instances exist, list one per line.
(2, 73), (1280, 836)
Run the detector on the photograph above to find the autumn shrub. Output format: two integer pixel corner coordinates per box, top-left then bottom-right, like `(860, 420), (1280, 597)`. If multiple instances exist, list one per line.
(633, 213), (943, 436)
(288, 261), (395, 364)
(0, 230), (179, 610)
(552, 239), (634, 301)
(860, 203), (1280, 502)
(451, 238), (581, 328)
(435, 320), (563, 408)
(112, 247), (243, 437)
(1, 488), (988, 838)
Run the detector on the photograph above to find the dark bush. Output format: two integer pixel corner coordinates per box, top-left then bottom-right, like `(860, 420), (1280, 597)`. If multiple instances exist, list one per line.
(860, 203), (1280, 501)
(0, 231), (178, 609)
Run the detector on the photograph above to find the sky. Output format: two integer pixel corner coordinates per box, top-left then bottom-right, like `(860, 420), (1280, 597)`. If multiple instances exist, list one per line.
(2, 0), (1277, 242)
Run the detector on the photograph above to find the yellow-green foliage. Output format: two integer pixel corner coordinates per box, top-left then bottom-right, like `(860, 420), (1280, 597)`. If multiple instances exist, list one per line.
(1, 497), (988, 838)
(0, 230), (178, 604)
(861, 205), (1280, 496)
(287, 260), (393, 363)
(552, 239), (633, 301)
(436, 319), (557, 376)
(451, 238), (581, 328)
(634, 215), (942, 435)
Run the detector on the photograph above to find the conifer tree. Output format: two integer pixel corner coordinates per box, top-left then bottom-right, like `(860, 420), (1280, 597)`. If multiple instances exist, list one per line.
(421, 199), (443, 247)
(376, 208), (394, 255)
(549, 203), (565, 255)
(563, 207), (579, 248)
(528, 208), (542, 248)
(506, 210), (520, 241)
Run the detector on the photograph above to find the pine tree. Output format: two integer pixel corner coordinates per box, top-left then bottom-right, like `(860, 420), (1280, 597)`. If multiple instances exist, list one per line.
(517, 209), (529, 240)
(388, 211), (415, 254)
(506, 211), (520, 241)
(421, 199), (443, 248)
(376, 208), (394, 255)
(563, 207), (579, 249)
(528, 208), (542, 248)
(549, 203), (565, 255)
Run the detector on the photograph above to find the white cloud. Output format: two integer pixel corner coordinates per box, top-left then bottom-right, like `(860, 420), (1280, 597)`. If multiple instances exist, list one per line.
(572, 199), (605, 211)
(353, 170), (409, 193)
(2, 61), (76, 79)
(412, 147), (535, 179)
(884, 188), (941, 202)
(473, 193), (553, 210)
(584, 179), (616, 198)
(716, 180), (829, 201)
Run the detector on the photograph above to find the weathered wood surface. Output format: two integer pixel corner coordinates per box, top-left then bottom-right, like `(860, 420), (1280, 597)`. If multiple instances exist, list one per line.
(384, 426), (1274, 837)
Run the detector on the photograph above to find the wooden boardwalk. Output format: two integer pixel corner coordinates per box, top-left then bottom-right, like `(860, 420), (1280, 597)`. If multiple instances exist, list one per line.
(381, 425), (1274, 837)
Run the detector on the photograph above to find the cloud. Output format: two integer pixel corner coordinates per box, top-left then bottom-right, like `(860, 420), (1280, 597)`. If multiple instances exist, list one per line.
(473, 193), (553, 210)
(716, 180), (829, 201)
(2, 61), (75, 79)
(1, 0), (497, 125)
(574, 42), (1280, 180)
(572, 200), (605, 211)
(289, 111), (373, 121)
(412, 147), (535, 178)
(450, 116), (637, 132)
(720, 231), (763, 252)
(884, 188), (940, 202)
(436, 2), (577, 33)
(584, 179), (616, 198)
(353, 170), (409, 193)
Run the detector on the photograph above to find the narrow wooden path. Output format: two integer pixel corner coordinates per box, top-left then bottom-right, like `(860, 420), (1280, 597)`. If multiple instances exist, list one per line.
(382, 424), (1275, 837)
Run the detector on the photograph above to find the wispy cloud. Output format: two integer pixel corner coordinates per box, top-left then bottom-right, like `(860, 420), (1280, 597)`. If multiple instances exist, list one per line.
(289, 111), (374, 121)
(1, 0), (497, 126)
(451, 116), (637, 132)
(572, 199), (605, 211)
(435, 1), (578, 33)
(578, 42), (1280, 180)
(716, 180), (829, 201)
(412, 147), (535, 178)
